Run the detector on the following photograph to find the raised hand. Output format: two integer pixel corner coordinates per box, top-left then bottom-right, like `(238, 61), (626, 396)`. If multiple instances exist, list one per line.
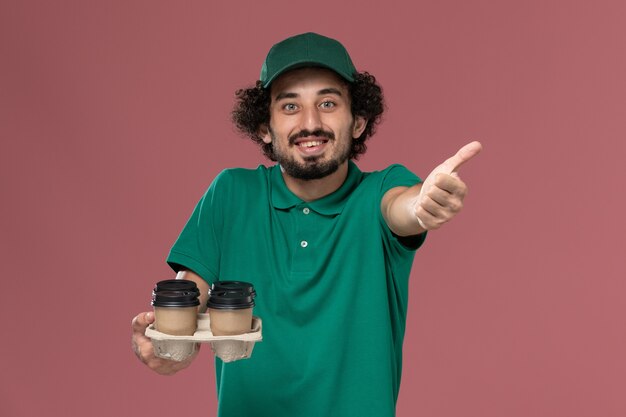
(413, 141), (482, 230)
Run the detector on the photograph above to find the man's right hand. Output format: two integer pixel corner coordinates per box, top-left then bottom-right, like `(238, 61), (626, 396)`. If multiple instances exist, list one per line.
(131, 311), (199, 375)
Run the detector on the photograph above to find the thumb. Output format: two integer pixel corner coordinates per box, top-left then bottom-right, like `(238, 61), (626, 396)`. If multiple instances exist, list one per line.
(132, 311), (154, 333)
(439, 141), (483, 174)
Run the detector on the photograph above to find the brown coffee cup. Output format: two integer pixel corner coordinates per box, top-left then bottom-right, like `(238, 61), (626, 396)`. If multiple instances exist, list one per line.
(151, 280), (200, 336)
(207, 282), (255, 336)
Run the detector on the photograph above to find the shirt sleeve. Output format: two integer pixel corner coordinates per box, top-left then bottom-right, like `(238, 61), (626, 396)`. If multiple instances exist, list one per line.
(166, 170), (230, 285)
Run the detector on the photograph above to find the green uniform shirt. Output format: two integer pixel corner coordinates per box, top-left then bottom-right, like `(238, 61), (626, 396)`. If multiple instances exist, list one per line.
(167, 160), (425, 417)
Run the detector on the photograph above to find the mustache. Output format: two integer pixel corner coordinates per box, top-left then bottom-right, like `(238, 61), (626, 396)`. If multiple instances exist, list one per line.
(288, 129), (335, 145)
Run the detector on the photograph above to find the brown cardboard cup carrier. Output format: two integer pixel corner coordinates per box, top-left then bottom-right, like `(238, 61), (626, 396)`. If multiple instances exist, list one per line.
(146, 280), (262, 362)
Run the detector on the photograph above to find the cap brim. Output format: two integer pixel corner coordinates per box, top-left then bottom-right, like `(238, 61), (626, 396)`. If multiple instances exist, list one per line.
(262, 60), (355, 88)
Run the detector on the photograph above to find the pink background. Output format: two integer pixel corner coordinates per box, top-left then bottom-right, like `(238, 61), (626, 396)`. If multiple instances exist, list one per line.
(1, 1), (625, 416)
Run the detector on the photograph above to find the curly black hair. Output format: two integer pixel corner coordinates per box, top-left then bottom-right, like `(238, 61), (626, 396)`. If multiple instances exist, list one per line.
(231, 72), (385, 161)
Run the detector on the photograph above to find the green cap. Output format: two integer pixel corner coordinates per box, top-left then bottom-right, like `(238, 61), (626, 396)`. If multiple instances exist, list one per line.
(260, 32), (357, 88)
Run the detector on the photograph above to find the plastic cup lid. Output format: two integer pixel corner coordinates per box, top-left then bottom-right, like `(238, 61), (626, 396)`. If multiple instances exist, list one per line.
(210, 281), (256, 298)
(154, 279), (199, 294)
(151, 290), (200, 308)
(206, 290), (255, 310)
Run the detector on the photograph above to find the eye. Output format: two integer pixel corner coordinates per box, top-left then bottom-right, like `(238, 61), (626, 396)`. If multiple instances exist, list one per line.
(282, 103), (298, 112)
(319, 101), (336, 109)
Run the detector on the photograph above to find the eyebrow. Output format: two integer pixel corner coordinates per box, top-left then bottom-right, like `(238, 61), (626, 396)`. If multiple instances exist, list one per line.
(275, 92), (298, 101)
(318, 88), (343, 97)
(274, 87), (344, 101)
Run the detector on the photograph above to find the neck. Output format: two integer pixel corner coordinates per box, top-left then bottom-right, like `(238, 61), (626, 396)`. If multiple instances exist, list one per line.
(281, 162), (349, 202)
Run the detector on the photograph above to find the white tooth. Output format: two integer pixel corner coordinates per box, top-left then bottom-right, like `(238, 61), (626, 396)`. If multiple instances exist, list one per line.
(301, 141), (323, 147)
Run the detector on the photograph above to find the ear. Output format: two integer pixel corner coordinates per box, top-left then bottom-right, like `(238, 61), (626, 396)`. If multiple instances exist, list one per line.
(352, 116), (368, 139)
(259, 124), (271, 144)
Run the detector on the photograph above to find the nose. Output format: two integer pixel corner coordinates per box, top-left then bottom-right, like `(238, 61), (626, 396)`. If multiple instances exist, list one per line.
(299, 105), (323, 133)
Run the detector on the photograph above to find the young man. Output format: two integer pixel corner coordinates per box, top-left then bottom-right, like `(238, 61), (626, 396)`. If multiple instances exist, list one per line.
(131, 32), (482, 416)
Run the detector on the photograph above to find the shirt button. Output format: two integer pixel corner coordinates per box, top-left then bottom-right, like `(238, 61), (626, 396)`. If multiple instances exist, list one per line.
(302, 207), (310, 214)
(300, 240), (308, 248)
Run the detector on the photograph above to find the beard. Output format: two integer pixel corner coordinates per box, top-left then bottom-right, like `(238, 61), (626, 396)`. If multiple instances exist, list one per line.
(269, 127), (352, 180)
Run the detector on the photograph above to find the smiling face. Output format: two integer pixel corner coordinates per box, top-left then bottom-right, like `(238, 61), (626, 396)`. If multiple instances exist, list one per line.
(262, 67), (367, 181)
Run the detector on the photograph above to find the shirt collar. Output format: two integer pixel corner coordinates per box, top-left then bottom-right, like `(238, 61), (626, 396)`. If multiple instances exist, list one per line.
(270, 161), (363, 215)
